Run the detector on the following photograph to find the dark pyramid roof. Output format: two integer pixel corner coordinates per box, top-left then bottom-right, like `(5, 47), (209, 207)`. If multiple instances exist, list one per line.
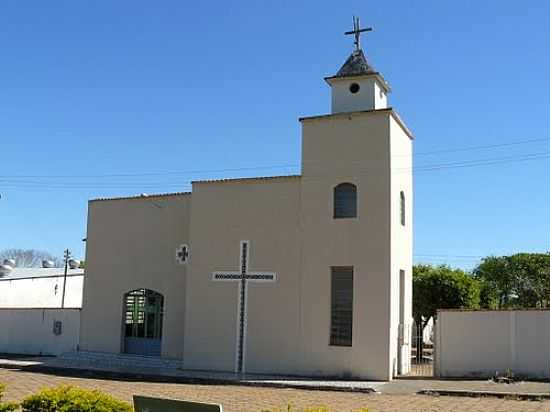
(334, 49), (377, 78)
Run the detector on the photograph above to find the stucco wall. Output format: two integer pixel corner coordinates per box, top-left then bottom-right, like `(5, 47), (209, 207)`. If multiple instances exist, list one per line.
(184, 178), (302, 374)
(0, 308), (80, 356)
(79, 108), (412, 380)
(329, 77), (387, 113)
(80, 194), (190, 359)
(300, 110), (394, 380)
(389, 115), (413, 377)
(0, 275), (83, 308)
(435, 310), (550, 378)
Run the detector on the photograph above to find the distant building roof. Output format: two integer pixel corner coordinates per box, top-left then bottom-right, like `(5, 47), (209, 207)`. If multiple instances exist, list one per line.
(0, 267), (84, 281)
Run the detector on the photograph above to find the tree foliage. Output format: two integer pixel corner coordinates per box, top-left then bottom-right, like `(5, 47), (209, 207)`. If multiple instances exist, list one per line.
(0, 249), (61, 268)
(474, 253), (550, 309)
(413, 264), (480, 329)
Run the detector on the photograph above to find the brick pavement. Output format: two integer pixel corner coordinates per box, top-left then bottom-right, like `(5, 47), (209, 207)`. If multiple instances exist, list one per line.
(2, 368), (550, 412)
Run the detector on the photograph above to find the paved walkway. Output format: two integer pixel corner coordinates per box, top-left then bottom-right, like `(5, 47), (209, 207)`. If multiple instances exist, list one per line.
(378, 378), (550, 395)
(0, 355), (381, 392)
(4, 355), (550, 396)
(2, 367), (550, 411)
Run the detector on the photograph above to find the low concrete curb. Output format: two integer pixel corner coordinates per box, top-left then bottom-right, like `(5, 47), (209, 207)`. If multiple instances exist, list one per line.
(0, 361), (378, 394)
(419, 388), (550, 401)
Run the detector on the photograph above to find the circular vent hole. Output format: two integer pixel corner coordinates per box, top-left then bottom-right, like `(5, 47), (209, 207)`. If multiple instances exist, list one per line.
(349, 83), (360, 94)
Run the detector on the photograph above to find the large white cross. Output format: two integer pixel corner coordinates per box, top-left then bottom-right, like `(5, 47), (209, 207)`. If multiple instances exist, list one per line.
(212, 240), (276, 374)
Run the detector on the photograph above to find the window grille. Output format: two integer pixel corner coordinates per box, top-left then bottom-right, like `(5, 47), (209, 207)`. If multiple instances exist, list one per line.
(400, 191), (406, 226)
(124, 289), (164, 339)
(330, 266), (354, 346)
(334, 183), (357, 219)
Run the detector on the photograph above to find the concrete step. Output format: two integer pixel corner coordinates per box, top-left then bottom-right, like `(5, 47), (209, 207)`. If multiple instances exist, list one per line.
(59, 351), (182, 370)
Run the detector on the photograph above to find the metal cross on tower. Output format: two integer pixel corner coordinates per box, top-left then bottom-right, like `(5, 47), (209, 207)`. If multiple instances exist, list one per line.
(344, 16), (373, 51)
(212, 241), (277, 373)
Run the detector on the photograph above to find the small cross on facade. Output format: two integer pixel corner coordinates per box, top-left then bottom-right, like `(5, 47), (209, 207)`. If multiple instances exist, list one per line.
(212, 241), (276, 373)
(344, 16), (373, 51)
(176, 244), (189, 265)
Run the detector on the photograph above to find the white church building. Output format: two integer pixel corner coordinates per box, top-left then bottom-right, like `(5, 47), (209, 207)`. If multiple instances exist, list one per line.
(79, 24), (414, 380)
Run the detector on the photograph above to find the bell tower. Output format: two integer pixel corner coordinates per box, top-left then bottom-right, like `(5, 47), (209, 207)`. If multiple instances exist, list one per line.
(325, 18), (390, 114)
(298, 18), (413, 380)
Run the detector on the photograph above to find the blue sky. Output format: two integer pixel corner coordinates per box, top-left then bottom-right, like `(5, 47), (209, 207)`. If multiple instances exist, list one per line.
(1, 1), (549, 268)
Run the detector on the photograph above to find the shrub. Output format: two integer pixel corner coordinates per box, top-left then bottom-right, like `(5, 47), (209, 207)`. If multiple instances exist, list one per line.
(21, 385), (132, 412)
(0, 384), (18, 412)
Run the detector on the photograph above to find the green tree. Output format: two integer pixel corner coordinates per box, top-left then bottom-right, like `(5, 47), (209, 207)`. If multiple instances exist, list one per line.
(474, 253), (550, 309)
(473, 256), (511, 308)
(413, 264), (481, 359)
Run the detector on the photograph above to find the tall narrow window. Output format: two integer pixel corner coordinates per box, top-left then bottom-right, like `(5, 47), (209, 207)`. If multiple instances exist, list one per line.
(330, 266), (354, 346)
(400, 191), (406, 226)
(334, 183), (357, 219)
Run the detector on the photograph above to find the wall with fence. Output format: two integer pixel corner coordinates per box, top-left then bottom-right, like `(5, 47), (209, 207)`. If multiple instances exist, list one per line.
(435, 309), (550, 379)
(0, 308), (80, 356)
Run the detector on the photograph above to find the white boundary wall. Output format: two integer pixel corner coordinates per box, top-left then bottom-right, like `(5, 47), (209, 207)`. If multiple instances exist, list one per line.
(435, 309), (550, 379)
(0, 308), (80, 356)
(0, 274), (83, 308)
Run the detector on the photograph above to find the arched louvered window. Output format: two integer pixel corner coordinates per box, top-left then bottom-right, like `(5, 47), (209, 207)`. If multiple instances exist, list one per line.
(400, 191), (406, 226)
(334, 183), (357, 219)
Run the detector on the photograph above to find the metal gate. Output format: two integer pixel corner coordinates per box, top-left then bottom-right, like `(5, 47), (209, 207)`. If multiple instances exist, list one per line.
(400, 319), (434, 377)
(123, 289), (164, 357)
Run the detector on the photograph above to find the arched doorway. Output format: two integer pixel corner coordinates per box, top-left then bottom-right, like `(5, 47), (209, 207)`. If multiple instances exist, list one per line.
(123, 289), (164, 356)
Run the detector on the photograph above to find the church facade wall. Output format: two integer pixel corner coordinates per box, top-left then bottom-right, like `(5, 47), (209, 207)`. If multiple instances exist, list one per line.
(77, 39), (414, 380)
(79, 111), (411, 381)
(389, 115), (414, 377)
(184, 177), (303, 374)
(329, 77), (387, 113)
(80, 194), (190, 359)
(299, 111), (394, 380)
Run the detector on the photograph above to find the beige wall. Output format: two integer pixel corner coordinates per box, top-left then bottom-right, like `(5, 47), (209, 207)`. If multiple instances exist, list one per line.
(80, 194), (190, 359)
(184, 178), (302, 374)
(80, 110), (413, 381)
(435, 310), (550, 379)
(389, 115), (414, 376)
(0, 308), (80, 356)
(329, 76), (388, 114)
(79, 107), (413, 381)
(300, 110), (398, 380)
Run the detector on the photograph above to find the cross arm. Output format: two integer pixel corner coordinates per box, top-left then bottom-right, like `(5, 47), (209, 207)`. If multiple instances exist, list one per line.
(245, 272), (277, 282)
(344, 27), (373, 35)
(212, 272), (242, 281)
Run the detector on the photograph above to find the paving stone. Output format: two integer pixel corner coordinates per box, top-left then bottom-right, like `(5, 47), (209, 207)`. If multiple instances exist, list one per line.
(2, 368), (550, 412)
